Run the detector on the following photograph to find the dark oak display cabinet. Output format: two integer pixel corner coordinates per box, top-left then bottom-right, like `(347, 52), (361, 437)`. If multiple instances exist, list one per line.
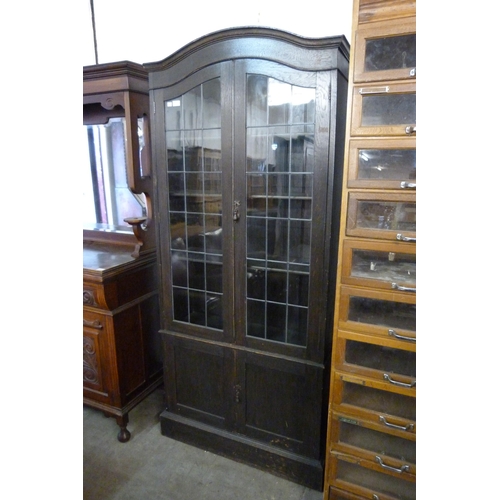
(83, 62), (162, 442)
(146, 28), (349, 489)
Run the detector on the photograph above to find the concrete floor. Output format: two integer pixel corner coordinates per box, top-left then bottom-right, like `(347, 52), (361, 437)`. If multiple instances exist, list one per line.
(83, 387), (323, 500)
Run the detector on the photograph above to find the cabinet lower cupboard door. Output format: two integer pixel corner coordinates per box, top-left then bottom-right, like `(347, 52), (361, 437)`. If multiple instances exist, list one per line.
(147, 28), (349, 490)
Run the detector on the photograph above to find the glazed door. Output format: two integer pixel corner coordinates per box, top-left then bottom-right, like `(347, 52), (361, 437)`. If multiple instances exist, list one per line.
(153, 59), (334, 457)
(153, 62), (235, 343)
(234, 60), (332, 359)
(230, 60), (333, 456)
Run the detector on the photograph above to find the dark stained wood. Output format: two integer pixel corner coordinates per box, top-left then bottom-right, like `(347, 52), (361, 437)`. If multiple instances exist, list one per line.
(83, 62), (162, 442)
(148, 28), (349, 489)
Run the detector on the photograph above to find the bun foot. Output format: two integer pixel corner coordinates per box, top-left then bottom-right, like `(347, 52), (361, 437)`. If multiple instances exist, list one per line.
(117, 426), (131, 442)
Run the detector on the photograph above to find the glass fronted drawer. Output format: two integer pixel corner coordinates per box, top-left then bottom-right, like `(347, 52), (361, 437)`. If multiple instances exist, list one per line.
(351, 82), (416, 137)
(327, 486), (369, 500)
(330, 414), (416, 474)
(353, 18), (416, 83)
(341, 239), (416, 291)
(328, 453), (416, 500)
(332, 373), (416, 433)
(335, 332), (416, 388)
(346, 192), (416, 242)
(347, 138), (416, 190)
(338, 286), (416, 342)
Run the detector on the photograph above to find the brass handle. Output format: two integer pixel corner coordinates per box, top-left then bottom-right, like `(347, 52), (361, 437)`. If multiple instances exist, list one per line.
(384, 373), (416, 388)
(388, 329), (416, 343)
(375, 455), (410, 474)
(379, 415), (414, 431)
(233, 200), (241, 221)
(391, 283), (416, 293)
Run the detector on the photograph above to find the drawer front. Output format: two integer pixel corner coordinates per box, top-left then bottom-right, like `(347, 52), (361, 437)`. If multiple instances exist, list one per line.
(327, 486), (369, 500)
(83, 310), (112, 401)
(341, 239), (415, 292)
(346, 192), (416, 242)
(335, 334), (416, 388)
(353, 18), (416, 83)
(330, 414), (415, 473)
(347, 138), (416, 190)
(338, 286), (416, 342)
(83, 283), (109, 311)
(332, 374), (416, 434)
(351, 82), (416, 137)
(327, 452), (416, 500)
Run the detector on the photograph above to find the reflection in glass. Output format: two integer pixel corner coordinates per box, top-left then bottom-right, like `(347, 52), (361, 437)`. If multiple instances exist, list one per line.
(356, 201), (416, 232)
(357, 148), (416, 181)
(336, 459), (416, 500)
(348, 296), (416, 332)
(245, 75), (315, 346)
(83, 117), (145, 227)
(361, 93), (416, 126)
(364, 34), (416, 72)
(351, 248), (416, 285)
(342, 382), (416, 420)
(339, 420), (416, 463)
(165, 78), (223, 330)
(344, 340), (416, 377)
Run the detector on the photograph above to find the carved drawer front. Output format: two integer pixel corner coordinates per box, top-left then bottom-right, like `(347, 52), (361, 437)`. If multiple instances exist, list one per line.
(347, 138), (416, 190)
(353, 18), (416, 84)
(83, 310), (108, 395)
(338, 286), (416, 343)
(341, 239), (415, 292)
(83, 284), (106, 310)
(327, 452), (415, 500)
(329, 414), (415, 476)
(351, 82), (416, 137)
(346, 192), (415, 242)
(335, 333), (415, 390)
(331, 373), (416, 435)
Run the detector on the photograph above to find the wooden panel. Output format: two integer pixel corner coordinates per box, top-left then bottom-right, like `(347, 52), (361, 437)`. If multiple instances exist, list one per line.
(358, 0), (416, 24)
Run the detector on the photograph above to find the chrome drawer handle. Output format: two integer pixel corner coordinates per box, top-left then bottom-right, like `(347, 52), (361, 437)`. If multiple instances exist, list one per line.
(396, 233), (416, 243)
(400, 181), (416, 189)
(405, 125), (416, 135)
(391, 283), (416, 293)
(388, 329), (416, 343)
(409, 67), (416, 77)
(379, 416), (414, 432)
(375, 455), (410, 474)
(384, 373), (416, 388)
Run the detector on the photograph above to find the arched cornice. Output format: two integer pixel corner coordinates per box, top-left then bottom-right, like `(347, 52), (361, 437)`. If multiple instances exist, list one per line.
(144, 26), (350, 89)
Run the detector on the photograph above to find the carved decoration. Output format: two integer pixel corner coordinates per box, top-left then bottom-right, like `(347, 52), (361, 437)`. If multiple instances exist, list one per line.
(83, 318), (103, 329)
(83, 336), (99, 385)
(83, 289), (96, 306)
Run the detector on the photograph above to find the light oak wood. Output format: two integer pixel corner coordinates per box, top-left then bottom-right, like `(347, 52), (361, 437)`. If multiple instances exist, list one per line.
(323, 1), (416, 498)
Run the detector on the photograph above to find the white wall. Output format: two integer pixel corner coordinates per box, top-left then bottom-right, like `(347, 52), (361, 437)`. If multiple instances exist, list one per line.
(83, 0), (354, 66)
